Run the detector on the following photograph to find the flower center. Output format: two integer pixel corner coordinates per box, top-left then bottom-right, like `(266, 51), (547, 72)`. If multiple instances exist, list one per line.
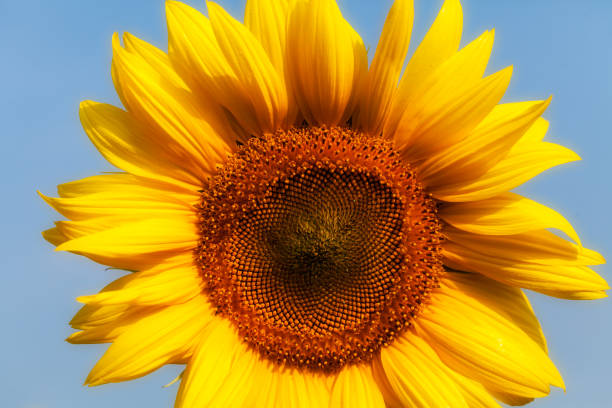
(233, 166), (403, 337)
(196, 127), (443, 372)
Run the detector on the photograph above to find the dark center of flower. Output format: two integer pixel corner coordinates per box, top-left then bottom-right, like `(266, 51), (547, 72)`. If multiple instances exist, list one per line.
(196, 126), (443, 372)
(233, 167), (403, 336)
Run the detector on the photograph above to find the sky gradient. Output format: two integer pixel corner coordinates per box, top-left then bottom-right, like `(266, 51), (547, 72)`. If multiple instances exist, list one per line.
(2, 0), (611, 407)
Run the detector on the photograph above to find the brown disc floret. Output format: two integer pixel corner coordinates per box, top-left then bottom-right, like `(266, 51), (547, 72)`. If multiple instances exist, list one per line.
(196, 126), (443, 372)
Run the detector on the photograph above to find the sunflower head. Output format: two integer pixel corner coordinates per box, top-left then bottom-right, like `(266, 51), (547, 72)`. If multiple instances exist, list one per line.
(41, 0), (606, 406)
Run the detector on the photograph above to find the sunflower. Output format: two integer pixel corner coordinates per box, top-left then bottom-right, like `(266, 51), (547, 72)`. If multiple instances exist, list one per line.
(40, 0), (607, 406)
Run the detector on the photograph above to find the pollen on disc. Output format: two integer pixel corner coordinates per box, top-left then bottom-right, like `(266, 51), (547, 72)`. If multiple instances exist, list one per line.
(196, 126), (444, 373)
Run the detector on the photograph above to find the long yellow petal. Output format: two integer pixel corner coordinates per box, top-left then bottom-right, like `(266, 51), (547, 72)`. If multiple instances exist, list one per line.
(371, 355), (404, 408)
(440, 192), (581, 245)
(444, 272), (547, 352)
(174, 318), (258, 408)
(248, 363), (330, 408)
(70, 274), (135, 329)
(42, 226), (66, 246)
(357, 0), (414, 135)
(47, 216), (185, 271)
(379, 330), (468, 407)
(391, 29), (501, 155)
(518, 116), (550, 144)
(56, 173), (196, 201)
(286, 0), (367, 126)
(330, 364), (386, 408)
(245, 0), (292, 75)
(446, 369), (502, 408)
(207, 1), (288, 132)
(76, 256), (201, 306)
(396, 61), (512, 162)
(122, 33), (238, 146)
(122, 32), (188, 90)
(39, 190), (192, 221)
(55, 218), (197, 270)
(113, 33), (232, 167)
(433, 142), (581, 202)
(71, 302), (133, 330)
(67, 305), (162, 344)
(79, 101), (201, 190)
(445, 227), (603, 266)
(70, 304), (135, 330)
(48, 217), (166, 270)
(415, 282), (564, 399)
(384, 0), (462, 136)
(489, 390), (534, 406)
(244, 0), (299, 125)
(54, 216), (146, 241)
(166, 0), (260, 137)
(444, 230), (608, 300)
(85, 296), (211, 386)
(419, 98), (550, 188)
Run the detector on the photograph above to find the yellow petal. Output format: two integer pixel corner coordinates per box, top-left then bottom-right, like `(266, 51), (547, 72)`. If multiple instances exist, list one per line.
(207, 1), (288, 132)
(416, 281), (564, 398)
(245, 0), (293, 75)
(488, 390), (534, 406)
(391, 28), (500, 153)
(85, 296), (211, 386)
(51, 215), (182, 268)
(433, 142), (581, 202)
(396, 61), (512, 162)
(244, 0), (299, 124)
(56, 173), (196, 201)
(371, 356), (404, 408)
(248, 364), (330, 408)
(112, 33), (231, 173)
(445, 227), (603, 266)
(79, 101), (201, 190)
(122, 33), (237, 144)
(440, 192), (580, 245)
(444, 272), (547, 352)
(536, 286), (607, 300)
(379, 331), (468, 407)
(330, 364), (386, 408)
(70, 280), (133, 329)
(419, 98), (550, 188)
(444, 230), (608, 300)
(67, 305), (162, 344)
(175, 318), (258, 408)
(127, 31), (237, 150)
(42, 226), (66, 246)
(122, 32), (188, 90)
(55, 218), (197, 270)
(384, 0), (462, 136)
(76, 255), (201, 306)
(71, 303), (132, 330)
(357, 0), (414, 135)
(54, 217), (139, 241)
(166, 0), (260, 136)
(286, 0), (367, 126)
(446, 369), (502, 408)
(401, 0), (462, 83)
(516, 117), (550, 144)
(39, 189), (192, 221)
(42, 220), (111, 264)
(69, 274), (139, 329)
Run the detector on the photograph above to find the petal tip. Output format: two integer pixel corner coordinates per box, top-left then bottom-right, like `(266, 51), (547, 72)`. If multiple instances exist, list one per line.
(75, 295), (90, 304)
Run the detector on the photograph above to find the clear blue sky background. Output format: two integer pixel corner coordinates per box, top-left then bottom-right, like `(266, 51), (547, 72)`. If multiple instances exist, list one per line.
(2, 0), (610, 407)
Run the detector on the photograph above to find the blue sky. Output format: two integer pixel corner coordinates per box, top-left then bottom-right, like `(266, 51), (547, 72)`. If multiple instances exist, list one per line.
(2, 0), (611, 407)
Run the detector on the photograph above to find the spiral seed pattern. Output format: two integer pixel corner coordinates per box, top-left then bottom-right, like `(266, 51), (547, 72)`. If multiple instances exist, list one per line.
(196, 127), (443, 372)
